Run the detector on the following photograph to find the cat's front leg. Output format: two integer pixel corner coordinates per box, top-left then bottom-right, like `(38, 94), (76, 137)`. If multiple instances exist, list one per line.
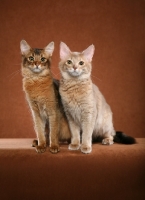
(68, 120), (81, 151)
(81, 118), (95, 154)
(32, 113), (47, 153)
(30, 103), (46, 153)
(81, 133), (92, 154)
(48, 113), (60, 154)
(34, 116), (46, 153)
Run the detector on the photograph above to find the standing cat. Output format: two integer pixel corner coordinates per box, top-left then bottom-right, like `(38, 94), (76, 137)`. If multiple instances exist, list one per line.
(20, 40), (71, 153)
(59, 42), (135, 154)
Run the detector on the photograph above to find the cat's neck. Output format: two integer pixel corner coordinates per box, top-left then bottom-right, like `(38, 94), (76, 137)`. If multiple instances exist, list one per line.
(22, 71), (53, 85)
(60, 76), (92, 86)
(22, 67), (53, 80)
(23, 72), (53, 93)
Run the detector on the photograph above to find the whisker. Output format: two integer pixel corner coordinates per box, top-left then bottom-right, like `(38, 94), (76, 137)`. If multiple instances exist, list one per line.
(55, 72), (61, 77)
(8, 69), (21, 77)
(91, 75), (102, 82)
(8, 69), (21, 81)
(51, 71), (60, 78)
(51, 71), (56, 76)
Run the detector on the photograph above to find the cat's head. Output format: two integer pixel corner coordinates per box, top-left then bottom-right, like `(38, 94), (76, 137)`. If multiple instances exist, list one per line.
(20, 40), (54, 77)
(59, 42), (95, 80)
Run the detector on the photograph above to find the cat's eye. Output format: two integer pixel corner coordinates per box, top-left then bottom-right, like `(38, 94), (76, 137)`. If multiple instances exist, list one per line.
(79, 61), (84, 65)
(67, 60), (72, 65)
(29, 56), (34, 62)
(41, 57), (46, 62)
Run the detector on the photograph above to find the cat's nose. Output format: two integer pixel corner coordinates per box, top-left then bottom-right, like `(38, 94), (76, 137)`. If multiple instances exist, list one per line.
(35, 62), (39, 68)
(73, 66), (77, 70)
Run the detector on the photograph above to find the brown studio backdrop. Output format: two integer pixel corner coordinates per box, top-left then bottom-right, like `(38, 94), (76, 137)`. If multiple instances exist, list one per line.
(0, 0), (145, 138)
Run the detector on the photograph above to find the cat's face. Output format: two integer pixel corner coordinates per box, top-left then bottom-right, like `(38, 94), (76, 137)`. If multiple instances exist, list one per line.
(20, 40), (54, 76)
(59, 42), (95, 80)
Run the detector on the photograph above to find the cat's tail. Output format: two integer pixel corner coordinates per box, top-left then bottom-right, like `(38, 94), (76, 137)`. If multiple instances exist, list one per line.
(114, 131), (136, 144)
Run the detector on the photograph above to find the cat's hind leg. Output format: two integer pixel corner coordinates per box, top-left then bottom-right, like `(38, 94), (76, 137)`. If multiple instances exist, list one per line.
(101, 119), (115, 145)
(32, 139), (38, 147)
(102, 132), (114, 145)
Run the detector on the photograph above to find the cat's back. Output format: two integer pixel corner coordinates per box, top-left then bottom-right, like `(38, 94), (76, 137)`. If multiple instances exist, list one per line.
(93, 83), (104, 101)
(93, 83), (112, 115)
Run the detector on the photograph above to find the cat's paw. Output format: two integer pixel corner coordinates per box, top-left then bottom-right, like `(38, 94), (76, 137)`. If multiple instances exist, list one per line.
(50, 145), (60, 154)
(68, 144), (80, 151)
(81, 145), (92, 154)
(35, 144), (46, 153)
(102, 138), (114, 145)
(32, 139), (38, 147)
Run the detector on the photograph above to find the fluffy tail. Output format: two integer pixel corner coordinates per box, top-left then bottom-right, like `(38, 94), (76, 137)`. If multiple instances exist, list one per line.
(114, 131), (136, 144)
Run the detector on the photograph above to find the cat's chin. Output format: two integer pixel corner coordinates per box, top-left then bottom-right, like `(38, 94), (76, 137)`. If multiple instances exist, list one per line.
(68, 72), (91, 80)
(32, 68), (42, 73)
(68, 71), (81, 77)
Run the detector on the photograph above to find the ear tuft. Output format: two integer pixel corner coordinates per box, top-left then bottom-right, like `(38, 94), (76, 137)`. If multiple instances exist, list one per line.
(60, 42), (71, 60)
(44, 42), (54, 56)
(82, 44), (95, 62)
(20, 40), (31, 55)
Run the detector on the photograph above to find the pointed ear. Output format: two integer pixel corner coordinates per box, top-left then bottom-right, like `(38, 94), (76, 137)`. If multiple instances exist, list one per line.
(44, 42), (54, 56)
(20, 40), (31, 55)
(60, 42), (71, 60)
(82, 45), (95, 62)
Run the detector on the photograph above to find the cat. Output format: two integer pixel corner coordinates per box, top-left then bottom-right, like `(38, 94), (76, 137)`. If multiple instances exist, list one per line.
(20, 40), (71, 153)
(59, 42), (136, 154)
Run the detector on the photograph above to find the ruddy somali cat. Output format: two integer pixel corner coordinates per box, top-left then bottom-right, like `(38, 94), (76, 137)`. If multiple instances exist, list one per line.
(20, 40), (71, 153)
(59, 42), (135, 154)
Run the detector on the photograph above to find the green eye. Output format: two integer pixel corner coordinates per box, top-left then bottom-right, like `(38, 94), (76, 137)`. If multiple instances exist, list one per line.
(79, 61), (84, 65)
(41, 57), (46, 62)
(29, 56), (34, 61)
(67, 60), (72, 64)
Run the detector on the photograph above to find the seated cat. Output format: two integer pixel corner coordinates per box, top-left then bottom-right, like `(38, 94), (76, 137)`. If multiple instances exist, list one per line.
(59, 42), (135, 154)
(20, 40), (71, 153)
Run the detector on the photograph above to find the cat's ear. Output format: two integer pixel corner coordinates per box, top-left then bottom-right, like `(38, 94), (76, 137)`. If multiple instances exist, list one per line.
(82, 45), (95, 62)
(60, 42), (71, 60)
(44, 42), (54, 56)
(20, 40), (31, 55)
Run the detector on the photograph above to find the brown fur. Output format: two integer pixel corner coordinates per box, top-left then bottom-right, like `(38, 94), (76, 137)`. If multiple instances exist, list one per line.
(20, 40), (71, 153)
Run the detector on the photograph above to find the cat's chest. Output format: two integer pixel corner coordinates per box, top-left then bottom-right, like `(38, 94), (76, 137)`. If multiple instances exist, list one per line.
(60, 81), (94, 114)
(23, 78), (54, 101)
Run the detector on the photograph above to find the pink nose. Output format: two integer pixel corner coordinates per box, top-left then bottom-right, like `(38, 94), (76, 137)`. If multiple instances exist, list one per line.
(35, 62), (39, 67)
(73, 66), (77, 70)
